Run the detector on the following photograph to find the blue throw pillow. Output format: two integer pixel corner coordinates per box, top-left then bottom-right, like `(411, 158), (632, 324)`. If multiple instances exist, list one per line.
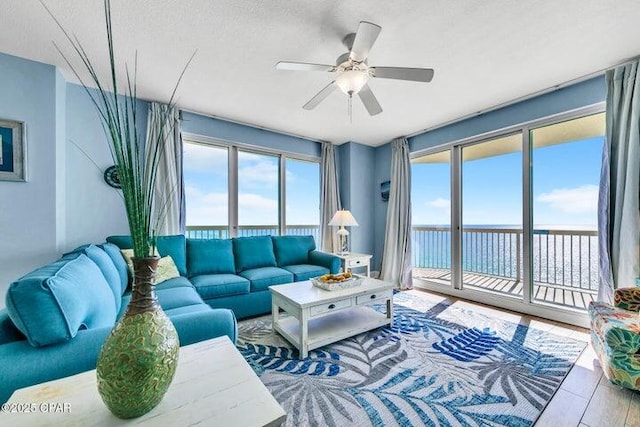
(272, 235), (316, 267)
(232, 236), (277, 272)
(106, 235), (187, 277)
(5, 255), (118, 347)
(99, 242), (129, 295)
(187, 239), (235, 277)
(80, 245), (122, 313)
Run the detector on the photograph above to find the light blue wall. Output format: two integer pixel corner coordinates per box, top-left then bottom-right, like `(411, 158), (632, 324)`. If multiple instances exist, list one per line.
(410, 77), (606, 153)
(65, 83), (149, 249)
(336, 142), (376, 264)
(373, 143), (392, 270)
(0, 52), (63, 305)
(181, 112), (321, 158)
(371, 76), (607, 272)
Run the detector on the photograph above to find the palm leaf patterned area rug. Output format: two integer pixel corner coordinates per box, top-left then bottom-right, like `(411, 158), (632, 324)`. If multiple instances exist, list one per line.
(237, 290), (586, 427)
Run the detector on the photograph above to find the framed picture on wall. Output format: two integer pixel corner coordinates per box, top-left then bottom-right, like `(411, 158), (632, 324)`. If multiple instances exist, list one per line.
(0, 119), (26, 182)
(381, 180), (390, 202)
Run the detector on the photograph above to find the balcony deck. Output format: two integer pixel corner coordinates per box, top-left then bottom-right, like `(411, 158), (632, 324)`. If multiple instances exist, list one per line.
(413, 267), (596, 310)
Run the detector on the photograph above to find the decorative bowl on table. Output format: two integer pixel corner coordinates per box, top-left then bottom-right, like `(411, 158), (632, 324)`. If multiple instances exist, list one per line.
(310, 272), (363, 291)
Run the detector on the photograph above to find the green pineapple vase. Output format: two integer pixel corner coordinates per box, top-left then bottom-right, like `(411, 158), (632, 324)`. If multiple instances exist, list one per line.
(96, 257), (180, 419)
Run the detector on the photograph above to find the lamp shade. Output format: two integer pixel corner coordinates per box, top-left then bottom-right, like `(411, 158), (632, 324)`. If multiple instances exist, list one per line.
(328, 210), (359, 227)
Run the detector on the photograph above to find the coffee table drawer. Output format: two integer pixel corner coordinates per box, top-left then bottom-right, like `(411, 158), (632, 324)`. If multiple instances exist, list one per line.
(309, 298), (352, 317)
(347, 257), (369, 268)
(356, 289), (392, 305)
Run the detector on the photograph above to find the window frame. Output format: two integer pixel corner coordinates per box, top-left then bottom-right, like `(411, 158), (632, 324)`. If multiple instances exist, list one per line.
(182, 132), (321, 238)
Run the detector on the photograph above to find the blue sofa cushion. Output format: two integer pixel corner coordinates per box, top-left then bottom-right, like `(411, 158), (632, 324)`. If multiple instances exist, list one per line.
(232, 236), (277, 272)
(5, 254), (118, 347)
(239, 267), (294, 292)
(187, 239), (235, 276)
(282, 264), (330, 282)
(99, 242), (129, 294)
(191, 274), (250, 300)
(155, 276), (194, 291)
(107, 235), (187, 277)
(155, 287), (204, 311)
(272, 235), (315, 267)
(70, 245), (122, 313)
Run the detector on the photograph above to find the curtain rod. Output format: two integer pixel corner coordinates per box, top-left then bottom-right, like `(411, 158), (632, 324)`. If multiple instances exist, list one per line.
(404, 54), (640, 140)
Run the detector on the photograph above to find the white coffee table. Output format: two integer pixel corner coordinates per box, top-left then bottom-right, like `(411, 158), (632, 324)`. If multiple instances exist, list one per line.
(269, 277), (394, 358)
(3, 336), (286, 426)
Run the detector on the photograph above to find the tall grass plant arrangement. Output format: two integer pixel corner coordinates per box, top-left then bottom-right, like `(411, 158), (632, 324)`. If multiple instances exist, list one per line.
(43, 0), (194, 418)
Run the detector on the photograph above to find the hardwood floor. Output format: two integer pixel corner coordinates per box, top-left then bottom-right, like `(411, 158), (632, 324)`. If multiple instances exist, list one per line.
(407, 288), (639, 427)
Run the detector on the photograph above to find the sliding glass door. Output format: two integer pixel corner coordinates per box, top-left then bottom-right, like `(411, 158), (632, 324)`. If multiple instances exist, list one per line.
(530, 112), (605, 309)
(411, 106), (605, 320)
(461, 133), (523, 299)
(411, 150), (452, 287)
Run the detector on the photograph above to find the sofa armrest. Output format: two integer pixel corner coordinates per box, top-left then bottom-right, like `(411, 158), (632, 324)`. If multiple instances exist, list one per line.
(614, 288), (640, 312)
(0, 307), (237, 404)
(0, 308), (24, 345)
(309, 250), (341, 274)
(0, 325), (112, 404)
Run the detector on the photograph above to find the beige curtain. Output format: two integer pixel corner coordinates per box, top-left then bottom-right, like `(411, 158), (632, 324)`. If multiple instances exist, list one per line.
(380, 137), (413, 289)
(320, 142), (341, 252)
(145, 103), (184, 235)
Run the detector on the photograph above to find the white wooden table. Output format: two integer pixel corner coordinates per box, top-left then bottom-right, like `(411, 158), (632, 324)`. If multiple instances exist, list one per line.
(270, 277), (394, 358)
(334, 253), (373, 277)
(2, 336), (286, 426)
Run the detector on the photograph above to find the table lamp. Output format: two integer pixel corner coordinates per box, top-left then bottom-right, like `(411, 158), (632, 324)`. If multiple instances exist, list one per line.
(328, 210), (359, 255)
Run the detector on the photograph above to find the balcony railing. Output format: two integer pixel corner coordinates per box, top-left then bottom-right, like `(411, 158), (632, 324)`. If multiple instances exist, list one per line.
(186, 225), (320, 243)
(412, 226), (598, 291)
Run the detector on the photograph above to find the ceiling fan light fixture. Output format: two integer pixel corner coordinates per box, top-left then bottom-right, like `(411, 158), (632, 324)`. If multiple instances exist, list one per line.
(335, 69), (368, 95)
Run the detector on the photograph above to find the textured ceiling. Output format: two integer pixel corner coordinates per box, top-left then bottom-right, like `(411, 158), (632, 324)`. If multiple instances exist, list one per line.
(2, 0), (640, 146)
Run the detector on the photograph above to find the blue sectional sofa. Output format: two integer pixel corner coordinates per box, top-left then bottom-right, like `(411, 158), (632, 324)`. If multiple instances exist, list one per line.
(0, 234), (338, 403)
(107, 234), (341, 319)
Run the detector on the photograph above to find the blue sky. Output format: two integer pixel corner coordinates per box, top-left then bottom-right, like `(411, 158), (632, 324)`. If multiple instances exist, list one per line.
(183, 143), (319, 226)
(412, 136), (603, 228)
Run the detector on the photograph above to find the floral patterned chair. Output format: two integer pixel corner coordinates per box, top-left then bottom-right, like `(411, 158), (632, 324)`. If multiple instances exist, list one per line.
(588, 288), (640, 390)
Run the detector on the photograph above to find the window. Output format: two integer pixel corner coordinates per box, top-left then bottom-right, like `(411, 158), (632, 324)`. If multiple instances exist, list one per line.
(184, 143), (229, 238)
(183, 140), (320, 240)
(238, 151), (280, 236)
(285, 158), (320, 242)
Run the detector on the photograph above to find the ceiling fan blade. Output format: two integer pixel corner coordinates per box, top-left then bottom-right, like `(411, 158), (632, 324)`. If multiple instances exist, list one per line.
(349, 21), (382, 62)
(303, 82), (337, 110)
(358, 84), (383, 116)
(276, 61), (336, 72)
(371, 67), (435, 82)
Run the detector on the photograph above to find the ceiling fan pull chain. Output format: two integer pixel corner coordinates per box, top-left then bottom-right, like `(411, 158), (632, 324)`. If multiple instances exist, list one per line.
(349, 93), (353, 124)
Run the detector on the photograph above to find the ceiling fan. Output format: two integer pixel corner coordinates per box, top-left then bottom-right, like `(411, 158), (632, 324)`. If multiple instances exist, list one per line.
(275, 21), (435, 116)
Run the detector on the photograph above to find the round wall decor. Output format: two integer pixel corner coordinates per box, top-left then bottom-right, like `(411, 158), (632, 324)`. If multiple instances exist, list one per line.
(103, 165), (121, 189)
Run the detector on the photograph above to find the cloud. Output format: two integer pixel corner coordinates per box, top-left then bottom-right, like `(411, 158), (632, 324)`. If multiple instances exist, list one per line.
(183, 143), (228, 174)
(185, 186), (228, 225)
(426, 198), (450, 209)
(536, 184), (598, 214)
(238, 160), (279, 189)
(185, 185), (279, 226)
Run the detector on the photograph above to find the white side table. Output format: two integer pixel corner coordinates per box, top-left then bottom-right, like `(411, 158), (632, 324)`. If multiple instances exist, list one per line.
(334, 253), (373, 277)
